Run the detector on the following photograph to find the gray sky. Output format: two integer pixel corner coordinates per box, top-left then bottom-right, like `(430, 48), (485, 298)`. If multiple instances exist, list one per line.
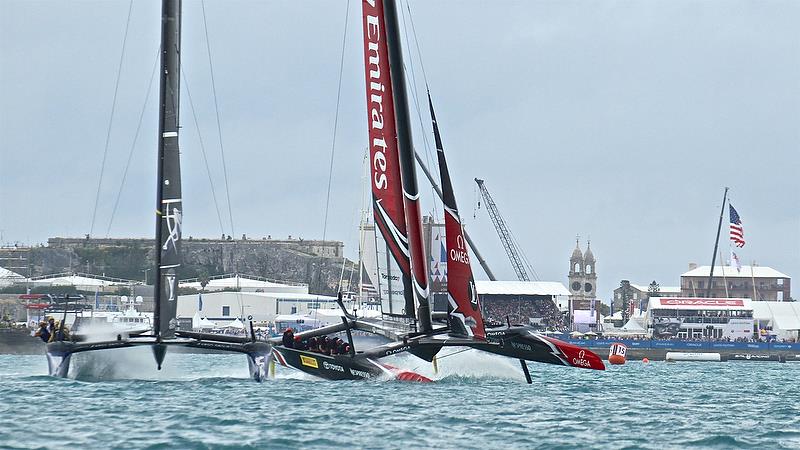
(2, 0), (799, 302)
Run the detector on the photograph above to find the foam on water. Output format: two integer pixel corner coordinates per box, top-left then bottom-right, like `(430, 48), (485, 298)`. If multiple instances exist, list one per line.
(2, 353), (799, 449)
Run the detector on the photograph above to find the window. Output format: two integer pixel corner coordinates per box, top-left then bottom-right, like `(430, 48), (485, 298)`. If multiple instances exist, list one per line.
(222, 306), (230, 317)
(778, 291), (784, 301)
(291, 306), (297, 314)
(778, 278), (784, 286)
(586, 265), (592, 274)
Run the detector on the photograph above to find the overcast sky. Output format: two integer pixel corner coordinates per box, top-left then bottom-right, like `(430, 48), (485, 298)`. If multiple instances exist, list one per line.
(2, 0), (799, 301)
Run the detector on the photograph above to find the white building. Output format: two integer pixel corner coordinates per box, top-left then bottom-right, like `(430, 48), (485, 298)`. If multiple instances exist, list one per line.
(176, 291), (339, 325)
(26, 272), (140, 292)
(179, 273), (307, 294)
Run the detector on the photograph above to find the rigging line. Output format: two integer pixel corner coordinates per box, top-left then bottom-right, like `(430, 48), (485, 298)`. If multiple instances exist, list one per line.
(201, 0), (235, 237)
(399, 2), (439, 221)
(508, 228), (540, 281)
(181, 66), (226, 235)
(401, 2), (445, 223)
(89, 0), (134, 237)
(405, 1), (430, 88)
(321, 0), (351, 242)
(106, 48), (160, 237)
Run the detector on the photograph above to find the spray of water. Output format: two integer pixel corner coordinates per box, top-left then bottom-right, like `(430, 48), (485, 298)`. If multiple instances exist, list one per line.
(392, 348), (526, 382)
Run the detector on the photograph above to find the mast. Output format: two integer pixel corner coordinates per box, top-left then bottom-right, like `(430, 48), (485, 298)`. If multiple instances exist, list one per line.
(382, 0), (432, 332)
(153, 0), (183, 340)
(429, 93), (485, 338)
(705, 187), (728, 298)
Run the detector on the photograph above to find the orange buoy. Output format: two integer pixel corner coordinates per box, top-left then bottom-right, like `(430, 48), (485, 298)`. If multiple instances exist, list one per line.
(642, 357), (650, 363)
(608, 343), (627, 365)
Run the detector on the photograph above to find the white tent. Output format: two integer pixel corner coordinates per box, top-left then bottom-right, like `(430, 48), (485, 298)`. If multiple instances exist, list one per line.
(199, 317), (217, 329)
(222, 318), (245, 329)
(192, 311), (202, 330)
(0, 267), (25, 288)
(621, 318), (647, 333)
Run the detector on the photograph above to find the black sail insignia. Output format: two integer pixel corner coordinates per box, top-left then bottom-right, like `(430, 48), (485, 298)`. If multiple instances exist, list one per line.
(153, 0), (182, 339)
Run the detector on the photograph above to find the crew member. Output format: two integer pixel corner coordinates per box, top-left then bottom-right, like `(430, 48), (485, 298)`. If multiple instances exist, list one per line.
(293, 335), (307, 351)
(282, 328), (294, 348)
(49, 321), (70, 342)
(317, 336), (330, 355)
(34, 321), (50, 343)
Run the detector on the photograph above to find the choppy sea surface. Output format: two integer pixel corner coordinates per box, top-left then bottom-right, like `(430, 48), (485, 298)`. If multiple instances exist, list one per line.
(1, 349), (798, 449)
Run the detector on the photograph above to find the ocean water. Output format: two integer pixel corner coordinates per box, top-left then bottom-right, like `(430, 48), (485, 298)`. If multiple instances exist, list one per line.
(1, 349), (798, 450)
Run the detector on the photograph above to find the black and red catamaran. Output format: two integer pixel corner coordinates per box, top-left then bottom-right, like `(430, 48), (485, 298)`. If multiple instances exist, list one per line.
(271, 0), (605, 382)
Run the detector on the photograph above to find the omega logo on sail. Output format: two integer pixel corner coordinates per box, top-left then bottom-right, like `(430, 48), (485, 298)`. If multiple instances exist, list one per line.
(366, 10), (389, 191)
(449, 234), (470, 264)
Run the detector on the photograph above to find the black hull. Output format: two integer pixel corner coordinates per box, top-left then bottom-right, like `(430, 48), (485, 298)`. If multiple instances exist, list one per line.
(273, 347), (388, 381)
(45, 336), (272, 381)
(479, 325), (605, 370)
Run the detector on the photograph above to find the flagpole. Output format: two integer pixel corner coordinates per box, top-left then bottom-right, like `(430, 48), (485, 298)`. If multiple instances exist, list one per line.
(751, 261), (758, 301)
(719, 251), (729, 298)
(706, 187), (729, 297)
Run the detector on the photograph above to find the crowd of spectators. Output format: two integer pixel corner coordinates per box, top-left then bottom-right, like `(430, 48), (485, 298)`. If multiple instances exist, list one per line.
(571, 334), (798, 344)
(482, 297), (566, 331)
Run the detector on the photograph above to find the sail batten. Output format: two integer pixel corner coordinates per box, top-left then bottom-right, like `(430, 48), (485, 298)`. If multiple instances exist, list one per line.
(153, 0), (183, 339)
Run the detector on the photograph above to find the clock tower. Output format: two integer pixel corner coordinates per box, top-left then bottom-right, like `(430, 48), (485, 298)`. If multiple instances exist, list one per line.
(568, 238), (597, 321)
(568, 238), (585, 302)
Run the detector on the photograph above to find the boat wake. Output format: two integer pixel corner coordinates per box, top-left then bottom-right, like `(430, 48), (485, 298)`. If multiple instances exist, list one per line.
(403, 349), (528, 383)
(69, 349), (251, 382)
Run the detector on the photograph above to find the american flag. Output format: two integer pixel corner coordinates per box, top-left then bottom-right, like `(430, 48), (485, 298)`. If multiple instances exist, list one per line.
(729, 204), (745, 247)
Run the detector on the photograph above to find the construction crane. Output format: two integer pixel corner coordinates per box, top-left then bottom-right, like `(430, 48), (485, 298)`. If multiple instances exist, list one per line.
(474, 178), (536, 281)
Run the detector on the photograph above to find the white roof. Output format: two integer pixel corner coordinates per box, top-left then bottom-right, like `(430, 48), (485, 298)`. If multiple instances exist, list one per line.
(180, 275), (298, 291)
(648, 297), (752, 311)
(475, 281), (570, 297)
(681, 265), (790, 279)
(0, 267), (24, 279)
(28, 275), (129, 288)
(257, 293), (339, 302)
(630, 284), (680, 294)
(751, 302), (800, 330)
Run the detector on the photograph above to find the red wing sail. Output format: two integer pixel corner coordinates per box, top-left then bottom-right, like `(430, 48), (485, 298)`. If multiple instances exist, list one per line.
(429, 94), (485, 339)
(362, 0), (414, 317)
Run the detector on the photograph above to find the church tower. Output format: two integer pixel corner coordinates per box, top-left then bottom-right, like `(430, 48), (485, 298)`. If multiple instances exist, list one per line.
(568, 238), (585, 302)
(583, 241), (597, 301)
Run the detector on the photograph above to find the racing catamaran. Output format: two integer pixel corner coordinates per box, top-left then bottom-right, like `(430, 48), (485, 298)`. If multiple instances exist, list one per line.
(45, 0), (271, 381)
(271, 0), (605, 382)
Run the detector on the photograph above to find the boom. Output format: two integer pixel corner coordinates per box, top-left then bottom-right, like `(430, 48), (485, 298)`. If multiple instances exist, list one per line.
(474, 178), (531, 281)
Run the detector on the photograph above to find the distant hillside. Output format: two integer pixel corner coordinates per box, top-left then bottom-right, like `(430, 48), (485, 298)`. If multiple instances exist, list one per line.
(16, 237), (357, 295)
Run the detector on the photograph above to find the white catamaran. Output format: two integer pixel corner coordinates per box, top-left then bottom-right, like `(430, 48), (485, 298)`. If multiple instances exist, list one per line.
(45, 0), (272, 381)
